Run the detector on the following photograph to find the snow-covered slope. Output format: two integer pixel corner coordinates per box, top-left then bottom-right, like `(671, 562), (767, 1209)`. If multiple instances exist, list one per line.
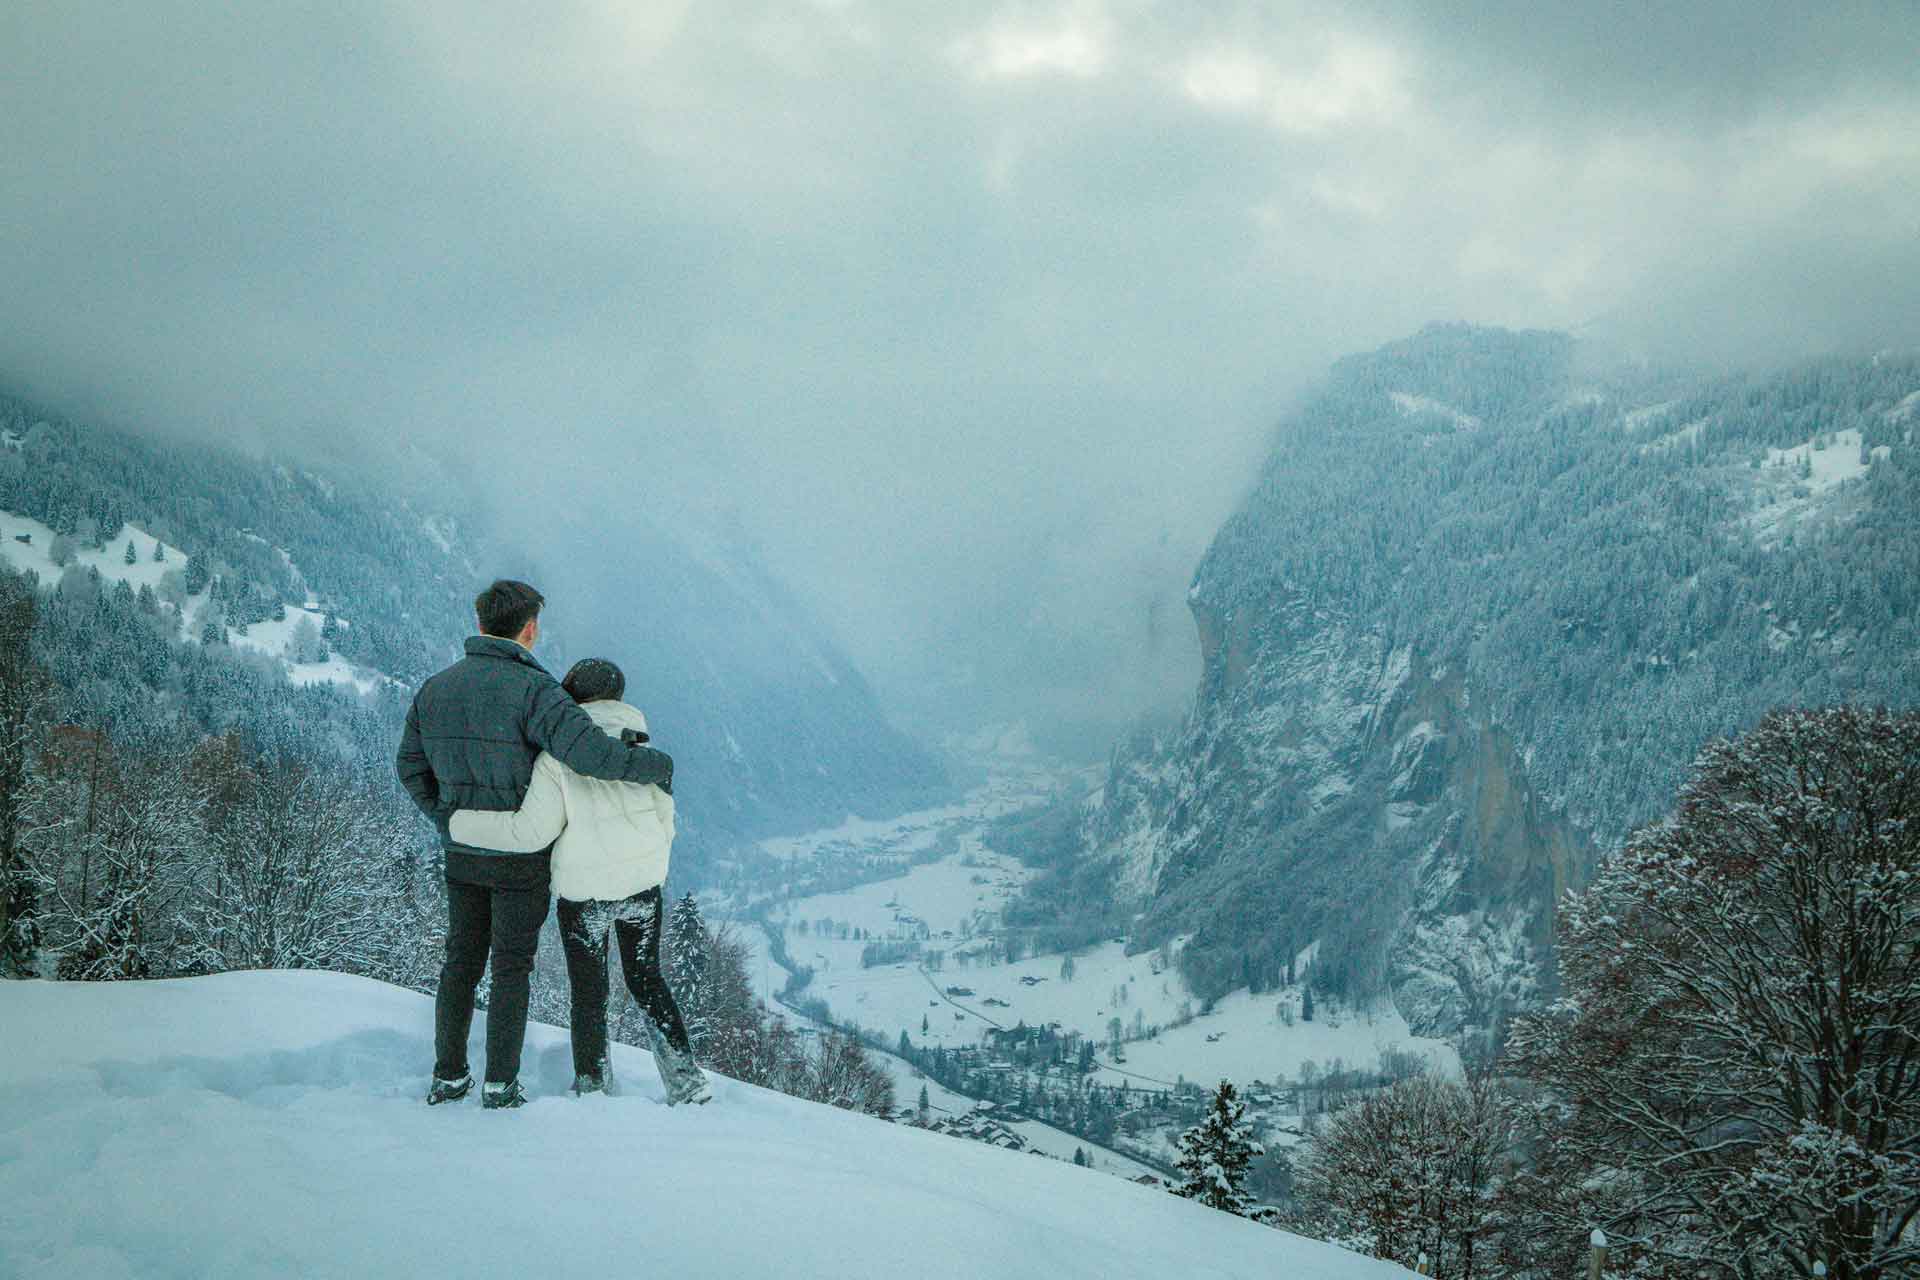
(0, 507), (393, 696)
(0, 973), (1409, 1280)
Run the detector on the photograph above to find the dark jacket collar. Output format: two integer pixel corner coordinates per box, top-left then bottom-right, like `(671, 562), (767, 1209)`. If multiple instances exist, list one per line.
(464, 634), (551, 674)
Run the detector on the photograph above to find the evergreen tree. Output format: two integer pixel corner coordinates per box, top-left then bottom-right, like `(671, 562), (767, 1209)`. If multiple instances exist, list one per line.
(664, 892), (712, 1046)
(182, 556), (209, 595)
(151, 541), (164, 563)
(1301, 984), (1314, 1022)
(1172, 1080), (1265, 1219)
(123, 539), (137, 565)
(917, 1083), (929, 1121)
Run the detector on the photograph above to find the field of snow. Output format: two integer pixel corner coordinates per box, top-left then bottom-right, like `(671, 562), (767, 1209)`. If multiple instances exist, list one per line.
(0, 972), (1413, 1280)
(757, 760), (1060, 865)
(227, 602), (393, 695)
(0, 513), (183, 596)
(1761, 428), (1871, 495)
(774, 833), (1030, 947)
(1744, 428), (1888, 548)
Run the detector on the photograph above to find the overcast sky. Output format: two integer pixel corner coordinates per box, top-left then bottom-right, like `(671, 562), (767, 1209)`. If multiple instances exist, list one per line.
(4, 1), (1917, 740)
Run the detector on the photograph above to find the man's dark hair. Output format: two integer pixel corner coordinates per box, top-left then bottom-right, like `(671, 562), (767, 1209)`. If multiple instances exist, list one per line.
(562, 657), (626, 705)
(474, 579), (544, 638)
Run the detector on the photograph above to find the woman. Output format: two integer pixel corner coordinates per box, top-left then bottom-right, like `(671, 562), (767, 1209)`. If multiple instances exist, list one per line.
(450, 658), (710, 1105)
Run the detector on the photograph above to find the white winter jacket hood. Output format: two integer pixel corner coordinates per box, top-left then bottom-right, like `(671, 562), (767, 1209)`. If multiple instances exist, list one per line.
(449, 700), (675, 902)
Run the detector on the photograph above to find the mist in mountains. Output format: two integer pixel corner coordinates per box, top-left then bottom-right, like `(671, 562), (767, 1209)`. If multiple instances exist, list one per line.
(4, 2), (1918, 747)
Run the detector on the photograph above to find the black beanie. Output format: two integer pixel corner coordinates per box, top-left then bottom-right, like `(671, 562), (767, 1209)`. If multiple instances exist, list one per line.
(561, 658), (626, 704)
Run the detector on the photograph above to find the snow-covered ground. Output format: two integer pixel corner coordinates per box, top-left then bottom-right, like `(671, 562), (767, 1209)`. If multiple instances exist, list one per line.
(0, 513), (183, 595)
(757, 758), (1060, 864)
(226, 602), (393, 695)
(1389, 390), (1481, 433)
(0, 972), (1411, 1280)
(1744, 428), (1888, 548)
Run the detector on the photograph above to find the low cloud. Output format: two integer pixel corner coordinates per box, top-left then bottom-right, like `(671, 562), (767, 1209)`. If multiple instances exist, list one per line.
(2, 1), (1914, 742)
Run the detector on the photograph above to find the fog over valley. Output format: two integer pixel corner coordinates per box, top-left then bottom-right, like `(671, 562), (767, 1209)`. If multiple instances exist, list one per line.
(5, 1), (1917, 744)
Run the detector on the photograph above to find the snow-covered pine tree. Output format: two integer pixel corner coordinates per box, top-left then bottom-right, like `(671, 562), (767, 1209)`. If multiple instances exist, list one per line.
(1172, 1080), (1265, 1219)
(665, 892), (711, 1047)
(123, 540), (137, 565)
(151, 541), (164, 563)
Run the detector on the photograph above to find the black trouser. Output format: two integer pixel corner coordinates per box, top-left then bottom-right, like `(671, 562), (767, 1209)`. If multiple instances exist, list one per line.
(434, 877), (552, 1085)
(557, 887), (692, 1080)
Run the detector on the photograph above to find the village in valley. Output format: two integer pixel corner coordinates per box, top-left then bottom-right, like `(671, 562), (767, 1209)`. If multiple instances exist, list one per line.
(721, 736), (1458, 1189)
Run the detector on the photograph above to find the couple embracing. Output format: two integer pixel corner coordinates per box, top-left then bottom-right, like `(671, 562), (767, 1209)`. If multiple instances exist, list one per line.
(395, 579), (709, 1110)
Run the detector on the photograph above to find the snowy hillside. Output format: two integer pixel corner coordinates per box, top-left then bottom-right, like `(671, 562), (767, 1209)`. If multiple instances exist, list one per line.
(0, 508), (392, 697)
(0, 973), (1412, 1280)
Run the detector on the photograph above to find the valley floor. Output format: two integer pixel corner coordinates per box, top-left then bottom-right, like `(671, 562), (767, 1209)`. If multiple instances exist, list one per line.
(732, 742), (1458, 1168)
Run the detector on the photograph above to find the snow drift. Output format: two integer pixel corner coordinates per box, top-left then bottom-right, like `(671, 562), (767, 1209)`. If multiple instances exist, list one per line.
(0, 971), (1409, 1280)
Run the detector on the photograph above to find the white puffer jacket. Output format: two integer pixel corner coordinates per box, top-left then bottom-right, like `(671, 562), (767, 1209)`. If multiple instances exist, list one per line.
(449, 700), (675, 902)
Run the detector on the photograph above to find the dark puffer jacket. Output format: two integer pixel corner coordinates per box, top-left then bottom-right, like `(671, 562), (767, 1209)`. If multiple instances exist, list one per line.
(396, 635), (675, 888)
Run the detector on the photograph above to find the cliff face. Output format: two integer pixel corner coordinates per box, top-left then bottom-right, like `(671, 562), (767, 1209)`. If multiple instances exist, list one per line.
(1066, 326), (1920, 1041)
(1101, 591), (1576, 1040)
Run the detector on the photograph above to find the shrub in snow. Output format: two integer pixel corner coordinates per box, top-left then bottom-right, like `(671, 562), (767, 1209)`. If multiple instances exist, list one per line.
(1290, 1071), (1513, 1280)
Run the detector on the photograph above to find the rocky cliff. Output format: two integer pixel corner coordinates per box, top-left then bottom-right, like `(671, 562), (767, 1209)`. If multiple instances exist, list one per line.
(1065, 326), (1920, 1043)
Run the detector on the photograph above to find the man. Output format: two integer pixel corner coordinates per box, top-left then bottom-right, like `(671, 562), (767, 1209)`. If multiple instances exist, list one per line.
(396, 579), (674, 1109)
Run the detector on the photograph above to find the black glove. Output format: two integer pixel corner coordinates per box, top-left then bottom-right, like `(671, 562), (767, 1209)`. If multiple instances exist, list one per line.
(620, 728), (672, 794)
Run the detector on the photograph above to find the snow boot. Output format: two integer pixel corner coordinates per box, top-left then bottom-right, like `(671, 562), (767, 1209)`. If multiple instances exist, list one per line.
(427, 1074), (473, 1106)
(482, 1080), (527, 1110)
(571, 1054), (619, 1098)
(648, 1027), (712, 1107)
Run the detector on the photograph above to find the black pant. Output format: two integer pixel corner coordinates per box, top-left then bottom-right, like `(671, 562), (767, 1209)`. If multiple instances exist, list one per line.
(558, 888), (692, 1080)
(434, 877), (552, 1085)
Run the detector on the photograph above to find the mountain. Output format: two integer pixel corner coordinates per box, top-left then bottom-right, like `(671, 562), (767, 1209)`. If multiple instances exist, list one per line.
(1053, 326), (1920, 1046)
(0, 397), (942, 882)
(0, 970), (1414, 1279)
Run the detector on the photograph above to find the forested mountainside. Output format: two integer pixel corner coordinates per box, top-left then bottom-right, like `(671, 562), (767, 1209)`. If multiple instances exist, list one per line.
(1049, 326), (1920, 1046)
(0, 398), (941, 889)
